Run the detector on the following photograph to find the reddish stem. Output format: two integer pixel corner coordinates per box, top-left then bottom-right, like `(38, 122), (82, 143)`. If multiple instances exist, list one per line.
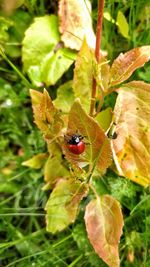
(89, 0), (105, 116)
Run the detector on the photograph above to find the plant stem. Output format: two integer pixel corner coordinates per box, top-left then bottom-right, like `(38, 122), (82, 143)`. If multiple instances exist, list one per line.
(89, 0), (105, 116)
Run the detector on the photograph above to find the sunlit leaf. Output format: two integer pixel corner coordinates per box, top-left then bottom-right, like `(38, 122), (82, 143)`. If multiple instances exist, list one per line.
(54, 81), (75, 113)
(73, 39), (93, 112)
(96, 108), (112, 132)
(22, 15), (59, 73)
(30, 89), (63, 142)
(58, 0), (95, 50)
(41, 48), (76, 86)
(104, 12), (115, 24)
(22, 153), (48, 169)
(116, 11), (130, 39)
(112, 81), (150, 186)
(45, 179), (88, 233)
(63, 99), (112, 174)
(109, 46), (150, 87)
(84, 195), (124, 267)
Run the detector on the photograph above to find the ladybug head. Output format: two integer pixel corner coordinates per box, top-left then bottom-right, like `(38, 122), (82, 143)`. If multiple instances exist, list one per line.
(64, 133), (84, 145)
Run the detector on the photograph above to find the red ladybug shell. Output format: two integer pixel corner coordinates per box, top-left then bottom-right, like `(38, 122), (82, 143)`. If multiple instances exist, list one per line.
(68, 141), (85, 155)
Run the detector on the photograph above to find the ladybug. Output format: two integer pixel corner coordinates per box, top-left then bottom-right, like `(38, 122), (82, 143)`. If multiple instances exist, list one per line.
(65, 133), (85, 155)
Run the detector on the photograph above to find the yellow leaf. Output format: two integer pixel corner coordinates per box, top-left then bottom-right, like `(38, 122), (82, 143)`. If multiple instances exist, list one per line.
(112, 81), (150, 186)
(116, 11), (130, 39)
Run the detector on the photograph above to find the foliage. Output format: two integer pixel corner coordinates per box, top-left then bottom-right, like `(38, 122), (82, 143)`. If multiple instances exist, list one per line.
(0, 0), (150, 267)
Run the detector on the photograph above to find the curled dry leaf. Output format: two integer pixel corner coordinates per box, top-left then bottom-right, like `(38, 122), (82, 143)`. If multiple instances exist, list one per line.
(63, 99), (112, 174)
(84, 195), (124, 267)
(109, 46), (150, 87)
(58, 0), (95, 50)
(112, 81), (150, 186)
(30, 89), (63, 142)
(45, 179), (88, 233)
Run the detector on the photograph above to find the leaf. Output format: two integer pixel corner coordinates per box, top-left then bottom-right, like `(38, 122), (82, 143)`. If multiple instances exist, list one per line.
(109, 46), (150, 87)
(112, 81), (150, 186)
(73, 39), (94, 112)
(22, 15), (76, 85)
(54, 81), (75, 113)
(22, 153), (48, 169)
(22, 15), (59, 72)
(84, 195), (124, 267)
(30, 89), (63, 141)
(116, 11), (130, 39)
(58, 0), (95, 50)
(96, 108), (112, 132)
(45, 179), (88, 233)
(63, 99), (112, 174)
(41, 47), (76, 86)
(104, 12), (115, 24)
(44, 143), (69, 188)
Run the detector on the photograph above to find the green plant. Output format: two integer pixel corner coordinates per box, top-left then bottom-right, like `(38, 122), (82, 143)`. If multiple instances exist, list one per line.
(21, 1), (150, 266)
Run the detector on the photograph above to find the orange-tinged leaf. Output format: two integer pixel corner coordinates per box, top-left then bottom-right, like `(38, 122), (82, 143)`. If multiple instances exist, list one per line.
(112, 81), (150, 186)
(73, 39), (94, 112)
(58, 0), (95, 50)
(63, 99), (112, 174)
(109, 46), (150, 87)
(30, 89), (63, 141)
(45, 179), (88, 233)
(22, 153), (48, 169)
(84, 195), (124, 267)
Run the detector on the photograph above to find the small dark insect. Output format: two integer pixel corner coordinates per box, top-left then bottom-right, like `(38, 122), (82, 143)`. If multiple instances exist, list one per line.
(65, 133), (85, 155)
(108, 131), (118, 139)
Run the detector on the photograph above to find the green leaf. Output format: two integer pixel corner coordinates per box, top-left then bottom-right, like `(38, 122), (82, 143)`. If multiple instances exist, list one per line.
(73, 39), (94, 112)
(22, 153), (48, 169)
(109, 46), (150, 87)
(96, 108), (112, 132)
(63, 99), (112, 174)
(22, 15), (60, 84)
(54, 81), (75, 113)
(116, 11), (130, 39)
(45, 179), (88, 233)
(112, 81), (150, 187)
(84, 195), (124, 267)
(41, 48), (76, 86)
(22, 15), (59, 71)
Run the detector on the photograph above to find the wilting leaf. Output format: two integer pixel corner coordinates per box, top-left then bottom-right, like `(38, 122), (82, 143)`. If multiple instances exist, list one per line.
(96, 108), (112, 132)
(112, 81), (150, 186)
(45, 179), (88, 233)
(58, 0), (95, 50)
(63, 99), (112, 174)
(116, 11), (130, 39)
(84, 195), (124, 267)
(22, 153), (48, 169)
(109, 46), (150, 87)
(30, 89), (63, 142)
(54, 81), (75, 113)
(41, 47), (76, 86)
(73, 39), (94, 112)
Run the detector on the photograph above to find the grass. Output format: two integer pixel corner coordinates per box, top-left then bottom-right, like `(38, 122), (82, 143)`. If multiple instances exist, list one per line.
(0, 0), (150, 266)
